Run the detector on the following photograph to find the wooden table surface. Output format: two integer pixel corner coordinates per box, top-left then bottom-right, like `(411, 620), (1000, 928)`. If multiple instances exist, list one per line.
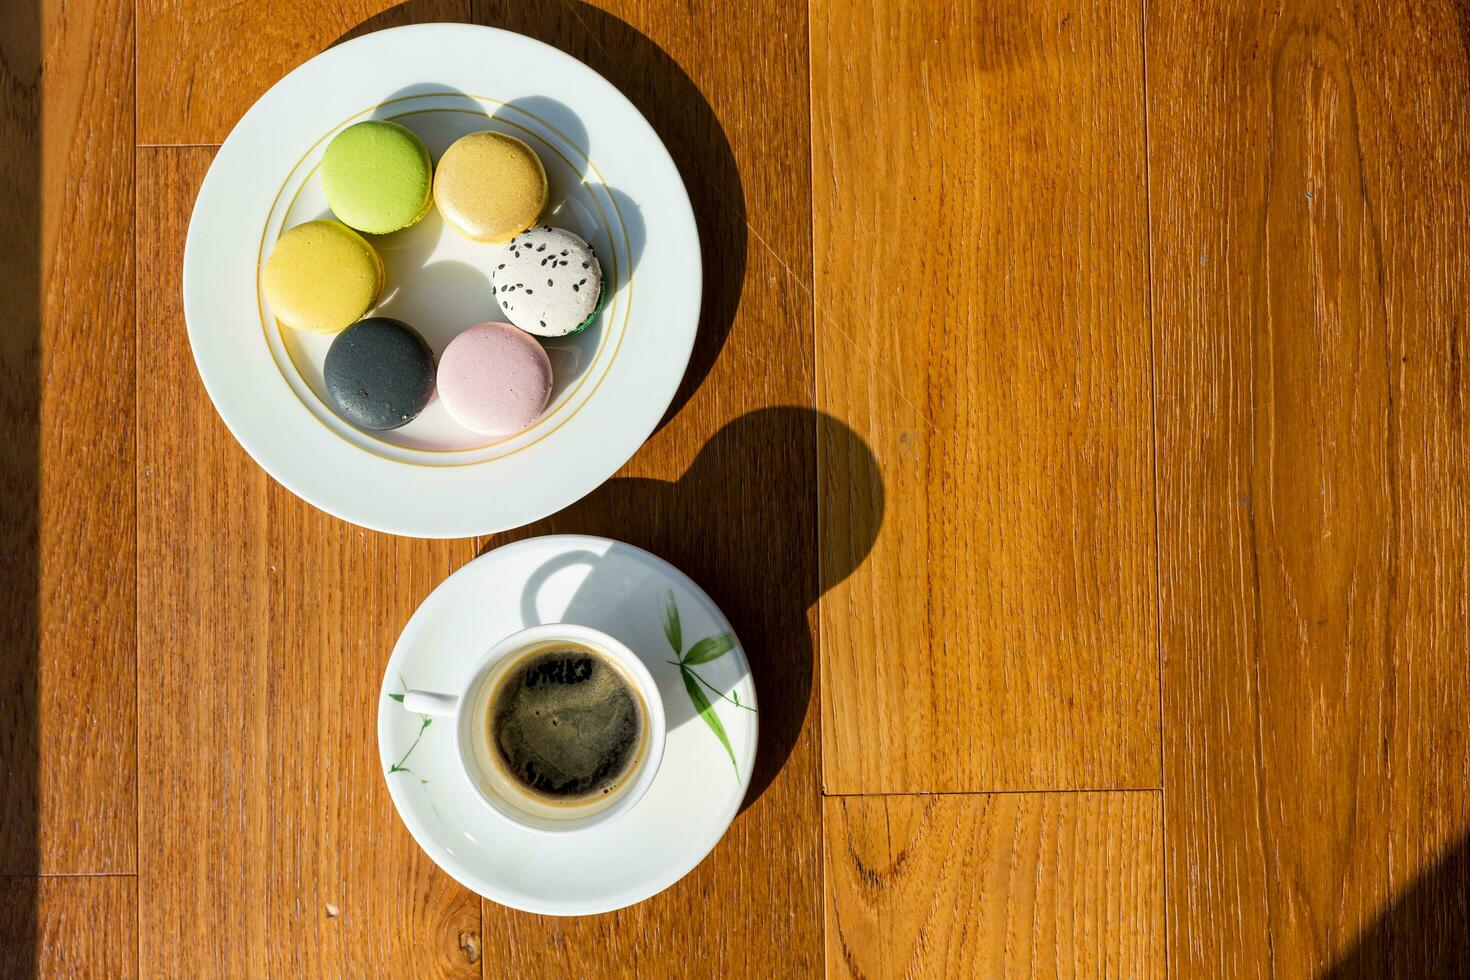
(2, 0), (1467, 976)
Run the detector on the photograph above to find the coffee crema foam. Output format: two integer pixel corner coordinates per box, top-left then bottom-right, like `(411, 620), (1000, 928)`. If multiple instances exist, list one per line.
(487, 645), (645, 805)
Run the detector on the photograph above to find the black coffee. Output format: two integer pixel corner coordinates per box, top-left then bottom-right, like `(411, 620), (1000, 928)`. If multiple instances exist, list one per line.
(488, 645), (645, 803)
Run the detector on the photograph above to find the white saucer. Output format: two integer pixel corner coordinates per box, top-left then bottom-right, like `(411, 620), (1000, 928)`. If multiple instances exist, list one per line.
(377, 535), (757, 915)
(184, 24), (701, 537)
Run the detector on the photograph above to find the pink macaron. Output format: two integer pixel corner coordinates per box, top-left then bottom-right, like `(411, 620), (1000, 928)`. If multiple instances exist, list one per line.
(437, 322), (553, 436)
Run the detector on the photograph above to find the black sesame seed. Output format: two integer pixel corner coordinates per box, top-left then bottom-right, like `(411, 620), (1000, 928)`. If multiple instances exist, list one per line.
(539, 320), (546, 327)
(525, 288), (533, 294)
(537, 244), (546, 252)
(582, 262), (589, 268)
(572, 284), (579, 292)
(498, 263), (505, 269)
(547, 278), (553, 286)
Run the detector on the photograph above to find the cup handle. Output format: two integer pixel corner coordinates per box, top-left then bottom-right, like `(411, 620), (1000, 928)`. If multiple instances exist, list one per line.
(401, 690), (459, 717)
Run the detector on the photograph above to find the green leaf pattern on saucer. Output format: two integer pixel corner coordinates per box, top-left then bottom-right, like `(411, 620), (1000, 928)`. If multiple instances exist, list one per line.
(662, 590), (754, 774)
(387, 675), (432, 777)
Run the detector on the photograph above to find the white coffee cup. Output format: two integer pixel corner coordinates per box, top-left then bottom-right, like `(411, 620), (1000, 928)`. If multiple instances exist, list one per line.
(400, 623), (666, 834)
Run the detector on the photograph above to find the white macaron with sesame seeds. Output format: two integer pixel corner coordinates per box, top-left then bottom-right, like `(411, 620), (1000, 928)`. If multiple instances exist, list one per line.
(492, 225), (605, 338)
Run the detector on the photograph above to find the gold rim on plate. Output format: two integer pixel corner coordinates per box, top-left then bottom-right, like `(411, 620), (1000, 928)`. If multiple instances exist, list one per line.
(255, 92), (635, 469)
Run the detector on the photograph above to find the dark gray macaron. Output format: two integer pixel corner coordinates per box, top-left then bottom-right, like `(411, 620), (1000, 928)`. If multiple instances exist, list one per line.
(323, 317), (436, 430)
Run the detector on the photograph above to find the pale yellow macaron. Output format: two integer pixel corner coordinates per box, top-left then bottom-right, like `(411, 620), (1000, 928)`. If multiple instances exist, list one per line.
(433, 131), (548, 243)
(262, 219), (383, 334)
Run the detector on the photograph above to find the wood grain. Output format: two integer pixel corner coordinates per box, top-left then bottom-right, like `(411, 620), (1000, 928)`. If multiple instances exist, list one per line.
(0, 876), (138, 978)
(0, 0), (135, 873)
(1148, 0), (1470, 974)
(136, 147), (480, 977)
(41, 0), (1470, 973)
(824, 792), (1163, 978)
(136, 0), (468, 145)
(812, 0), (1159, 794)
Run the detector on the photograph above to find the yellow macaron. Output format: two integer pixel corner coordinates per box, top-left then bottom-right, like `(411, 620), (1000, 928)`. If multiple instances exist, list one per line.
(433, 131), (548, 243)
(262, 219), (383, 334)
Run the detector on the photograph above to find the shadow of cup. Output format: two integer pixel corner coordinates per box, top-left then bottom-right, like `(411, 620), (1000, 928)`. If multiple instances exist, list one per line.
(485, 407), (886, 813)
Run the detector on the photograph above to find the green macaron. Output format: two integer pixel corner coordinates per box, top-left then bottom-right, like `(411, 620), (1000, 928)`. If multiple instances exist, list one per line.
(322, 121), (434, 235)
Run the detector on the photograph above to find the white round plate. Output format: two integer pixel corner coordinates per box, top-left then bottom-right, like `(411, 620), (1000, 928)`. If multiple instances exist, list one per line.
(184, 24), (700, 537)
(378, 535), (757, 915)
